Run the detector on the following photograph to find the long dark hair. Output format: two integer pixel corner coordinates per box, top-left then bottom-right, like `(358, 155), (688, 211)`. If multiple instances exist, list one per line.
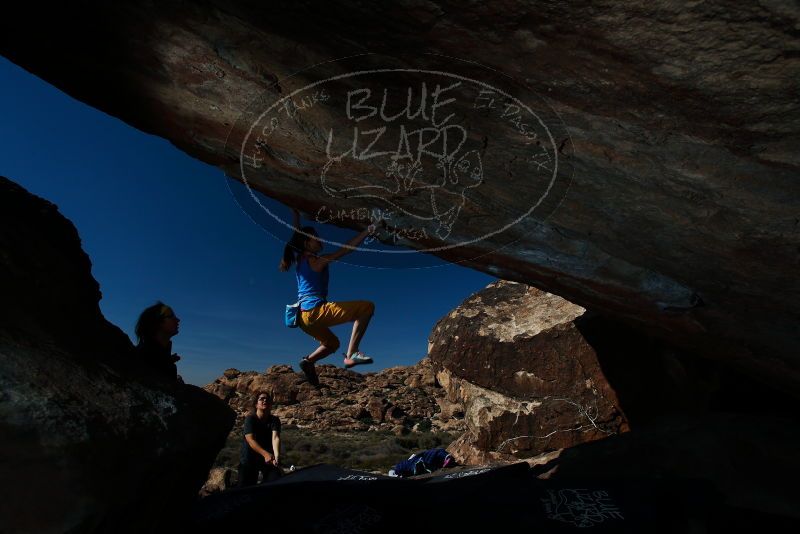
(250, 390), (273, 415)
(135, 301), (171, 344)
(279, 226), (317, 271)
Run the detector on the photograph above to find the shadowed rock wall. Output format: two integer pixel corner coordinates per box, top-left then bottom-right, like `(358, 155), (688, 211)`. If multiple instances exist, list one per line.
(0, 177), (235, 533)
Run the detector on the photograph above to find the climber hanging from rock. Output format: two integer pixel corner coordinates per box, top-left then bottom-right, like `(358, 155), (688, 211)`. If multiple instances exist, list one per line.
(279, 208), (379, 386)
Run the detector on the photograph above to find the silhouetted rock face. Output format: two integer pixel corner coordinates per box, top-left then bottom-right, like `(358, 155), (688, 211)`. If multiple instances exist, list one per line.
(1, 1), (798, 393)
(204, 358), (459, 434)
(0, 177), (235, 533)
(429, 281), (628, 463)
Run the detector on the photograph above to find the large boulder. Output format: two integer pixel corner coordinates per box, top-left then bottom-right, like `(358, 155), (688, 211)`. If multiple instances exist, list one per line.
(429, 280), (628, 463)
(429, 279), (800, 465)
(0, 177), (235, 533)
(1, 2), (798, 393)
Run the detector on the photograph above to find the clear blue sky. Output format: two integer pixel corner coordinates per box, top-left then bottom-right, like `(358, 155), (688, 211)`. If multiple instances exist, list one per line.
(0, 57), (494, 386)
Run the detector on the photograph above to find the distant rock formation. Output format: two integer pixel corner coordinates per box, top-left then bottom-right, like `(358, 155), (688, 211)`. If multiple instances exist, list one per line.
(204, 358), (461, 435)
(429, 280), (629, 463)
(0, 177), (235, 533)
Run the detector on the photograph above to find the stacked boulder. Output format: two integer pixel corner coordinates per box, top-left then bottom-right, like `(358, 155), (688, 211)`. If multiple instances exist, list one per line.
(428, 280), (629, 464)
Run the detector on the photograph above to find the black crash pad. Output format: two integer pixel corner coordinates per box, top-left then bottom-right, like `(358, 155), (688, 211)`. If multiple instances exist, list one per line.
(189, 463), (750, 532)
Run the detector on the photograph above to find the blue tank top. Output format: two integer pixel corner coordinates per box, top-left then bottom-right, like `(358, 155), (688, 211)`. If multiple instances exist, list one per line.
(296, 254), (329, 311)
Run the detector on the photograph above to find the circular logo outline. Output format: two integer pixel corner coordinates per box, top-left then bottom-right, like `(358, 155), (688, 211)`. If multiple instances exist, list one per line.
(227, 52), (573, 264)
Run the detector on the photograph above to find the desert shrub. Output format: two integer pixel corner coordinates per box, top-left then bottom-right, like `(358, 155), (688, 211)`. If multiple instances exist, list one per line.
(416, 419), (433, 432)
(211, 426), (459, 474)
(356, 414), (375, 425)
(394, 436), (418, 449)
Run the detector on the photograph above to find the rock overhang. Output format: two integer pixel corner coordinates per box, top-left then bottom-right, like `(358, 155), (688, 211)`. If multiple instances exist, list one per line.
(1, 0), (797, 393)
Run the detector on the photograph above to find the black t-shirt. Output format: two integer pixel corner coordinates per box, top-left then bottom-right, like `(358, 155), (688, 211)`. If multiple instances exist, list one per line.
(240, 413), (281, 464)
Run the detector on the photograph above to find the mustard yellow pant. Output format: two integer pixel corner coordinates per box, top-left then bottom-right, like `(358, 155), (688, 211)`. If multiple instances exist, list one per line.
(299, 300), (375, 351)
